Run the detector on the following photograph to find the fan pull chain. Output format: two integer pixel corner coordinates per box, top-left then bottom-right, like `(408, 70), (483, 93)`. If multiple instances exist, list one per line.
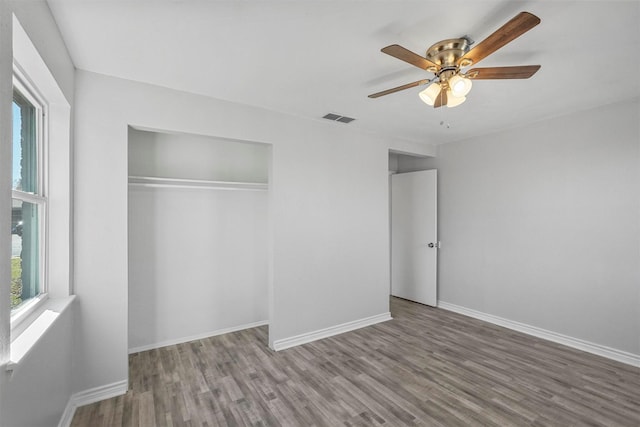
(439, 91), (451, 129)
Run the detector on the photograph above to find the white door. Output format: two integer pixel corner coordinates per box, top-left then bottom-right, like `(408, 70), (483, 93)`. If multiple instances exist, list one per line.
(391, 169), (437, 306)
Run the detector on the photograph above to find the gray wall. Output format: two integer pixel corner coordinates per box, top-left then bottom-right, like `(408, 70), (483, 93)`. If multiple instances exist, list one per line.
(429, 98), (640, 355)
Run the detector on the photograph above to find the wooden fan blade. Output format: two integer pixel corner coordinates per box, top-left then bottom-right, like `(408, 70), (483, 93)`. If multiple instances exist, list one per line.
(381, 44), (439, 70)
(368, 79), (431, 98)
(433, 87), (447, 108)
(467, 65), (541, 79)
(457, 12), (540, 67)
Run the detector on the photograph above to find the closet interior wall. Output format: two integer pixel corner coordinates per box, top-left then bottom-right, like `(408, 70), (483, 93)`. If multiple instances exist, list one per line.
(127, 128), (270, 353)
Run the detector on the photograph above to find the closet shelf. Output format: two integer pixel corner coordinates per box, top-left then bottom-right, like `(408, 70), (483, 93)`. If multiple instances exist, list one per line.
(128, 175), (268, 191)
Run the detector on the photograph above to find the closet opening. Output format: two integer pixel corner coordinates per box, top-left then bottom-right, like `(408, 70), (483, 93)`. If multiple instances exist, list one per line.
(127, 127), (271, 353)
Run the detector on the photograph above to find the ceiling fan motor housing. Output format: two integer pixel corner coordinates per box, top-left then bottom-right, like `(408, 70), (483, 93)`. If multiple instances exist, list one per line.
(425, 38), (471, 70)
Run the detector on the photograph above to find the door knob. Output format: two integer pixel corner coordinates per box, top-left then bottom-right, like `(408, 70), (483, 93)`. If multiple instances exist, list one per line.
(428, 243), (435, 248)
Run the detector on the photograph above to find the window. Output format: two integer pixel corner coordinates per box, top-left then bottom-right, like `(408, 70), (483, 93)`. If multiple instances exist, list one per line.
(11, 78), (47, 315)
(2, 14), (71, 370)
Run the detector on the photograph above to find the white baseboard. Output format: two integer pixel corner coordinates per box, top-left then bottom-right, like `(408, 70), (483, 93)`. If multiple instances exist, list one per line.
(272, 312), (392, 351)
(58, 380), (128, 427)
(128, 320), (269, 354)
(437, 301), (640, 368)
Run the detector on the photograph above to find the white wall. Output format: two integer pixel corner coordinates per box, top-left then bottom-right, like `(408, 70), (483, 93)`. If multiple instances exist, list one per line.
(73, 69), (436, 394)
(128, 187), (269, 351)
(0, 1), (76, 426)
(128, 129), (269, 352)
(128, 129), (269, 183)
(429, 98), (640, 355)
(2, 305), (74, 427)
(389, 151), (434, 174)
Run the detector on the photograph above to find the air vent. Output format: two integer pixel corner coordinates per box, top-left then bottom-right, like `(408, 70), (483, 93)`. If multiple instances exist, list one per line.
(322, 113), (356, 124)
(336, 116), (355, 123)
(323, 113), (341, 121)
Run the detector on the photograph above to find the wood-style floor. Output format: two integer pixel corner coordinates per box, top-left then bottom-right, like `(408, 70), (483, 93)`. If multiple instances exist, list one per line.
(71, 297), (640, 426)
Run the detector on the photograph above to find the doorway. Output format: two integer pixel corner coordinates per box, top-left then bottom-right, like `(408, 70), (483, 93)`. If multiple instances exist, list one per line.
(389, 151), (438, 307)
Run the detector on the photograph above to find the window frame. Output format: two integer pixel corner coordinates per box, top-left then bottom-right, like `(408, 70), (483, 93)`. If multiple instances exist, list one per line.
(9, 67), (49, 329)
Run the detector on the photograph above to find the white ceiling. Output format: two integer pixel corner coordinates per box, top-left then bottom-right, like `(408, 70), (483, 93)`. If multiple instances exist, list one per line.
(47, 0), (640, 145)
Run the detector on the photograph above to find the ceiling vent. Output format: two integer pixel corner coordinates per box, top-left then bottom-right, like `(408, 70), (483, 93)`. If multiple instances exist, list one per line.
(322, 113), (356, 124)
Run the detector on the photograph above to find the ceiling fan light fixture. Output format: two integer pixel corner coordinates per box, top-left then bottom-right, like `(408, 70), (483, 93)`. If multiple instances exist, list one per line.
(449, 74), (472, 97)
(419, 83), (441, 106)
(446, 91), (466, 108)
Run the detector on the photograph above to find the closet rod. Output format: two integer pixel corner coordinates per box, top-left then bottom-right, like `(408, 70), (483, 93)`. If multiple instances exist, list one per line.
(128, 175), (268, 191)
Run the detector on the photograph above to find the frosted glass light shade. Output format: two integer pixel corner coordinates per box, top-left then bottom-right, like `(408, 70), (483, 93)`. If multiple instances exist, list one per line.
(446, 91), (466, 107)
(449, 75), (472, 97)
(419, 83), (441, 106)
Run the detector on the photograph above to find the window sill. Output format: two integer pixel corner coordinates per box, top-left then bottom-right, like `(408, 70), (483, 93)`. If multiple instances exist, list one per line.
(6, 295), (76, 373)
(10, 293), (50, 336)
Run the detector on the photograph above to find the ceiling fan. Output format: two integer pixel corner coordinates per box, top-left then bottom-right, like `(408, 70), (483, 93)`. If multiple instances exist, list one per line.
(368, 11), (541, 108)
